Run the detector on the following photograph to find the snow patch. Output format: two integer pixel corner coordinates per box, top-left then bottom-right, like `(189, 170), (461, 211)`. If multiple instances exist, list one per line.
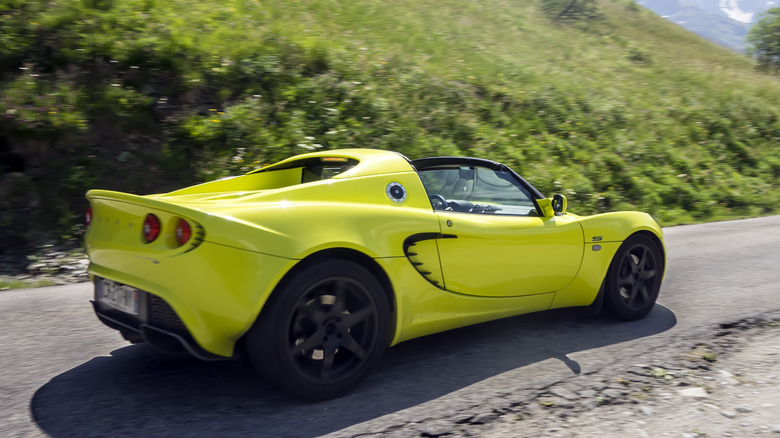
(719, 0), (754, 23)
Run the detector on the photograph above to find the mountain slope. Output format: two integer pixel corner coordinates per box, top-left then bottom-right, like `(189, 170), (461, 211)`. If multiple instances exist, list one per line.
(1, 0), (779, 252)
(637, 0), (774, 50)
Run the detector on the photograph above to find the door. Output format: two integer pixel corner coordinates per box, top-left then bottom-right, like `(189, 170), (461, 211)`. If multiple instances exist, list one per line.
(436, 213), (583, 297)
(416, 163), (584, 297)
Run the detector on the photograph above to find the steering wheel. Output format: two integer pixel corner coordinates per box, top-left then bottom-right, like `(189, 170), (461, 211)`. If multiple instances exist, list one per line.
(429, 194), (448, 210)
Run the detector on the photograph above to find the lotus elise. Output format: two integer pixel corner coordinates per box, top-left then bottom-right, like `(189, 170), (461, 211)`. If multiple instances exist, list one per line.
(85, 148), (665, 400)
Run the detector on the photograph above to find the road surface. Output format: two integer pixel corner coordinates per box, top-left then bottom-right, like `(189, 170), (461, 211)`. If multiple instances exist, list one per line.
(1, 216), (779, 437)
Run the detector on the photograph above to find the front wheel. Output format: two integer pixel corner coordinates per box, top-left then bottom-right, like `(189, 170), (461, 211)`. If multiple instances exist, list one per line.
(247, 260), (389, 400)
(603, 234), (663, 321)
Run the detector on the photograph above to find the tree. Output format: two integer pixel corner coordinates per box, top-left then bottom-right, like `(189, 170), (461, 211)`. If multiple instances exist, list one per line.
(747, 7), (780, 73)
(540, 0), (602, 21)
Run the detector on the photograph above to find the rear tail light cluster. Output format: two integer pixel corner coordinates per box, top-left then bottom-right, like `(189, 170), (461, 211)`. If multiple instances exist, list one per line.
(143, 214), (162, 243)
(86, 207), (196, 248)
(144, 214), (193, 247)
(175, 219), (192, 246)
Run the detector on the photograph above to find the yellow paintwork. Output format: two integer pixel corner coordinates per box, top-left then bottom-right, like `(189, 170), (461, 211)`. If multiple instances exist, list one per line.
(434, 212), (584, 297)
(85, 148), (665, 358)
(375, 257), (556, 344)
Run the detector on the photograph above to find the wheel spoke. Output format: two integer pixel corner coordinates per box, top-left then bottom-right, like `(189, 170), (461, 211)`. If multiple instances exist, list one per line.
(637, 247), (649, 271)
(638, 284), (651, 304)
(339, 332), (367, 360)
(300, 304), (327, 326)
(330, 280), (348, 315)
(341, 306), (372, 329)
(639, 268), (657, 281)
(625, 287), (638, 306)
(289, 329), (324, 357)
(619, 272), (634, 288)
(320, 345), (337, 380)
(626, 254), (639, 274)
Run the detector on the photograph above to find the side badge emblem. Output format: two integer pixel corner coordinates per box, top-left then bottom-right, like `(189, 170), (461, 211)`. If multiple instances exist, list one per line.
(386, 182), (406, 203)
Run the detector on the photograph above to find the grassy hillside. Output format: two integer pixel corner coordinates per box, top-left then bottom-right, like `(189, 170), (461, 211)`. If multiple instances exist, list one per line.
(1, 0), (779, 254)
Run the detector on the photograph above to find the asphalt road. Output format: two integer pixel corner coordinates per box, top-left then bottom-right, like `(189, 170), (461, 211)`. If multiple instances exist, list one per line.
(2, 216), (779, 437)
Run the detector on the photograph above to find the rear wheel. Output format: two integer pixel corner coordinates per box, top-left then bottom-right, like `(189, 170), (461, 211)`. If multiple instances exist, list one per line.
(247, 260), (389, 401)
(603, 234), (663, 321)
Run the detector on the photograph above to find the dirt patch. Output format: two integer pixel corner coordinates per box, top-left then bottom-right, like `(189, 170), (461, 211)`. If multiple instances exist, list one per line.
(480, 317), (780, 437)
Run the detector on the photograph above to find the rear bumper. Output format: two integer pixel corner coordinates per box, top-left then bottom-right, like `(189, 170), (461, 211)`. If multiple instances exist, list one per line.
(87, 241), (296, 357)
(91, 287), (227, 360)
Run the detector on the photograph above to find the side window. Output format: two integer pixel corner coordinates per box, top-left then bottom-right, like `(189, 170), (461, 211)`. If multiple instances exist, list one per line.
(418, 166), (537, 216)
(301, 158), (358, 183)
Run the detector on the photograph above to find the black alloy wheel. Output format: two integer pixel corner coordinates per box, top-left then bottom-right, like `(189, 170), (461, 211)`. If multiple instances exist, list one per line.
(247, 260), (389, 401)
(603, 234), (663, 321)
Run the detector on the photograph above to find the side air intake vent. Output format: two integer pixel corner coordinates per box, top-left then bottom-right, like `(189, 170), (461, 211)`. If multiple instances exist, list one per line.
(403, 233), (446, 290)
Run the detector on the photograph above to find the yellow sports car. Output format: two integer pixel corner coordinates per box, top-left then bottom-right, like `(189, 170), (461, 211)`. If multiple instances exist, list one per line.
(85, 148), (665, 400)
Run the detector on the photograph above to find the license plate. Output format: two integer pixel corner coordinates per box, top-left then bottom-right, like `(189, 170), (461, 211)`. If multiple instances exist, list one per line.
(98, 279), (140, 315)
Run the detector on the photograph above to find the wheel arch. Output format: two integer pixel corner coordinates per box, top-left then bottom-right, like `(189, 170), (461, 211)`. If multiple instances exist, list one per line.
(630, 230), (666, 277)
(600, 230), (666, 321)
(241, 247), (397, 350)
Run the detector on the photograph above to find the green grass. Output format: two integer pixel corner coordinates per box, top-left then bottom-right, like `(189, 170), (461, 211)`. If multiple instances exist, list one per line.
(0, 277), (57, 290)
(1, 0), (779, 248)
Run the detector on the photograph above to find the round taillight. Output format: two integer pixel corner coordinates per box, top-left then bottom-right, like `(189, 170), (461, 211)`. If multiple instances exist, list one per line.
(85, 207), (93, 227)
(175, 219), (192, 246)
(143, 214), (161, 243)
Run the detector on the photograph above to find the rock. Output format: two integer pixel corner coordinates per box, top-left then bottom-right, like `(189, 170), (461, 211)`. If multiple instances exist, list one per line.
(735, 407), (752, 413)
(581, 398), (601, 410)
(602, 388), (626, 401)
(470, 412), (498, 425)
(678, 387), (709, 398)
(420, 419), (454, 437)
(640, 406), (654, 416)
(551, 398), (574, 409)
(26, 262), (45, 273)
(720, 409), (737, 418)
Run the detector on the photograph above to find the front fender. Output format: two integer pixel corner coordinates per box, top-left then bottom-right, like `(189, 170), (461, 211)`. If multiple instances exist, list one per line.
(578, 211), (663, 243)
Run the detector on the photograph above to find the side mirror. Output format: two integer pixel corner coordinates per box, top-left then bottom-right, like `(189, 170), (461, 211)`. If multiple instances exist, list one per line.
(536, 198), (554, 217)
(552, 194), (567, 215)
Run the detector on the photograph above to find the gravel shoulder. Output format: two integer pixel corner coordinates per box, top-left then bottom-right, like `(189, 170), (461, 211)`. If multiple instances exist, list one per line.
(337, 313), (780, 438)
(481, 316), (780, 438)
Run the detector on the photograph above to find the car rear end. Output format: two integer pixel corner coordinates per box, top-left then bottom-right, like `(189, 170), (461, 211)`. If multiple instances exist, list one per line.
(85, 190), (294, 359)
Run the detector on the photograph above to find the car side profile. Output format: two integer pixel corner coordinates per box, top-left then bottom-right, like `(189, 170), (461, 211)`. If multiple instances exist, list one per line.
(85, 148), (665, 400)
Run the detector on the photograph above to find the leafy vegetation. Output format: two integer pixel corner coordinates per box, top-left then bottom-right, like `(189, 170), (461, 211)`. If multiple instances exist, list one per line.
(1, 0), (780, 253)
(748, 7), (780, 73)
(541, 0), (603, 21)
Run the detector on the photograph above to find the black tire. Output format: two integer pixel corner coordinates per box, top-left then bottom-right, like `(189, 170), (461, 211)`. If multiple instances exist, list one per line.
(247, 260), (389, 401)
(603, 234), (663, 321)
